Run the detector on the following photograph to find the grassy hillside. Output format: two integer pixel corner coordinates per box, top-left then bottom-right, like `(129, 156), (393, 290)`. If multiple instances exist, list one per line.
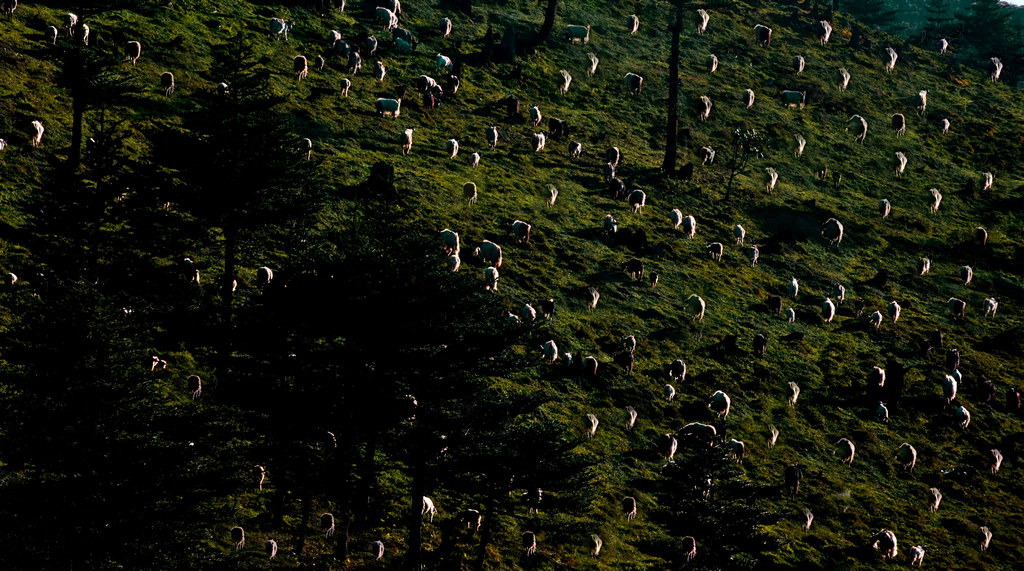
(1, 0), (1023, 569)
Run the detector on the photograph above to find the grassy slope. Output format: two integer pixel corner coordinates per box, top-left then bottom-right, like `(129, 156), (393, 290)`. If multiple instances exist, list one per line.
(2, 0), (1024, 568)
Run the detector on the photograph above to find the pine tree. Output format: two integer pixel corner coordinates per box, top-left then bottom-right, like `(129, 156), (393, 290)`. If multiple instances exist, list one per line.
(843, 0), (899, 31)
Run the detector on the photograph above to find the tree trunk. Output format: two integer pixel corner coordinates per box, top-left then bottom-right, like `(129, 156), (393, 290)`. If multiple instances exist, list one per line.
(406, 435), (425, 570)
(473, 488), (497, 571)
(522, 0), (558, 52)
(219, 222), (237, 370)
(69, 85), (85, 170)
(662, 0), (684, 174)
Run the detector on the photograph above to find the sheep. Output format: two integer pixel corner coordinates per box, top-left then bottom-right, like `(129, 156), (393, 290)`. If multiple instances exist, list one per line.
(314, 55), (326, 72)
(587, 52), (599, 77)
(884, 47), (898, 72)
(603, 215), (618, 240)
(767, 296), (783, 315)
(569, 141), (582, 159)
(583, 355), (598, 377)
(435, 54), (453, 74)
(231, 526), (246, 550)
(626, 14), (639, 34)
(591, 534), (603, 557)
(628, 189), (646, 213)
(400, 128), (414, 155)
(371, 540), (385, 560)
(937, 37), (949, 54)
(667, 359), (687, 383)
(567, 24), (590, 44)
(839, 68), (851, 91)
(929, 188), (942, 213)
(439, 17), (452, 38)
(384, 0), (401, 16)
(982, 172), (993, 191)
(870, 529), (897, 560)
(916, 90), (928, 115)
(990, 57), (1003, 81)
(664, 384), (676, 401)
(531, 132), (546, 153)
(803, 508), (814, 530)
(752, 333), (768, 357)
(955, 405), (971, 429)
(984, 297), (998, 317)
(782, 90), (806, 109)
(474, 240), (502, 268)
(754, 24), (772, 47)
(376, 7), (399, 32)
(948, 297), (968, 321)
(623, 496), (638, 519)
(511, 220), (531, 244)
(742, 88), (755, 109)
(373, 60), (386, 82)
(348, 51), (362, 75)
(539, 340), (560, 363)
(832, 283), (846, 305)
(604, 162), (616, 183)
(622, 259), (645, 280)
(256, 266), (274, 290)
(64, 12), (78, 36)
(892, 113), (907, 137)
(870, 366), (887, 389)
(462, 509), (481, 531)
(895, 443), (917, 471)
(681, 422), (717, 446)
(822, 298), (836, 323)
(734, 224), (746, 244)
(299, 137), (313, 161)
(320, 513), (335, 537)
(894, 152), (907, 178)
(816, 20), (832, 44)
(919, 258), (931, 275)
(792, 55), (805, 74)
(26, 120), (45, 148)
(625, 406), (637, 430)
(940, 118), (950, 134)
(698, 95), (712, 121)
(784, 464), (802, 496)
(786, 308), (796, 323)
(660, 433), (678, 461)
(764, 167), (778, 194)
(747, 245), (759, 266)
(706, 242), (723, 261)
(447, 254), (460, 272)
(683, 6), (705, 34)
(728, 439), (745, 464)
(530, 105), (542, 126)
(821, 218), (844, 246)
(47, 25), (58, 45)
(835, 437), (855, 465)
(122, 41), (143, 67)
(788, 277), (799, 299)
(587, 287), (600, 311)
(847, 115), (868, 143)
(160, 72), (175, 96)
(960, 265), (973, 285)
(877, 402), (889, 423)
(438, 229), (460, 256)
(698, 146), (715, 165)
(929, 487), (942, 511)
(484, 266), (499, 292)
(443, 139), (459, 160)
(788, 382), (800, 406)
(624, 72), (643, 95)
(484, 125), (500, 150)
(336, 77), (351, 97)
(980, 526), (993, 552)
(463, 182), (478, 204)
(77, 23), (89, 46)
(793, 134), (805, 157)
(269, 17), (293, 40)
(887, 299), (904, 324)
(869, 310), (883, 329)
(686, 294), (706, 321)
(265, 539), (278, 560)
(707, 54), (719, 74)
(421, 496), (438, 522)
(681, 215), (697, 239)
(991, 449), (1003, 474)
(187, 375), (202, 399)
(585, 413), (599, 438)
(470, 152), (481, 168)
(707, 390), (731, 419)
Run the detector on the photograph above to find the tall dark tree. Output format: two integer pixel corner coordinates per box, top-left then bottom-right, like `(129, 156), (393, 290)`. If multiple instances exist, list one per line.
(843, 0), (899, 31)
(722, 129), (767, 200)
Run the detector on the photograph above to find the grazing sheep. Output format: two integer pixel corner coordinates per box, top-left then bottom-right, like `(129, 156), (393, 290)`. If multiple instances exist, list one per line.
(484, 266), (499, 292)
(624, 72), (643, 95)
(485, 125), (499, 149)
(400, 128), (414, 155)
(869, 310), (883, 329)
(847, 115), (868, 143)
(991, 449), (1003, 474)
(940, 118), (950, 134)
(982, 172), (993, 191)
(583, 356), (598, 378)
(870, 366), (886, 389)
(530, 105), (542, 126)
(910, 545), (925, 566)
(980, 526), (993, 552)
(623, 496), (638, 519)
(792, 55), (805, 74)
(669, 209), (683, 230)
(727, 439), (745, 464)
(990, 57), (1003, 81)
(706, 242), (723, 261)
(892, 113), (907, 137)
(895, 443), (917, 471)
(77, 23), (89, 46)
(734, 224), (746, 244)
(698, 146), (715, 165)
(960, 265), (973, 285)
(747, 245), (759, 266)
(919, 258), (931, 275)
(591, 534), (603, 557)
(558, 69), (572, 95)
(753, 333), (768, 357)
(682, 215), (697, 239)
(786, 308), (796, 323)
(743, 88), (755, 109)
(870, 529), (897, 560)
(877, 402), (889, 423)
(894, 152), (907, 178)
(948, 297), (966, 320)
(587, 52), (599, 77)
(984, 297), (998, 317)
(320, 513), (335, 537)
(835, 437), (855, 465)
(698, 95), (712, 121)
(975, 226), (988, 246)
(697, 9), (710, 34)
(474, 240), (502, 267)
(371, 540), (385, 560)
(788, 382), (800, 406)
(470, 152), (481, 168)
(916, 89), (928, 115)
(569, 141), (582, 159)
(376, 7), (398, 31)
(439, 17), (452, 37)
(47, 25), (58, 45)
(686, 294), (706, 321)
(668, 359), (687, 382)
(955, 405), (971, 429)
(269, 17), (293, 40)
(541, 340), (558, 363)
(299, 137), (313, 161)
(821, 298), (836, 323)
(585, 413), (599, 438)
(125, 41), (142, 66)
(659, 433), (679, 461)
(444, 139), (459, 160)
(821, 218), (844, 246)
(664, 384), (676, 401)
(788, 277), (799, 299)
(160, 72), (175, 96)
(707, 54), (719, 74)
(463, 182), (478, 204)
(265, 539), (278, 559)
(603, 215), (617, 240)
(422, 496), (437, 522)
(782, 90), (806, 108)
(446, 254), (460, 272)
(929, 487), (942, 511)
(839, 67), (851, 91)
(768, 295), (783, 315)
(765, 167), (778, 194)
(879, 199), (892, 219)
(803, 508), (814, 530)
(754, 24), (772, 47)
(816, 20), (832, 45)
(832, 283), (846, 305)
(587, 287), (600, 310)
(522, 532), (537, 557)
(884, 47), (898, 73)
(794, 134), (805, 157)
(373, 60), (386, 82)
(187, 375), (202, 399)
(784, 464), (802, 496)
(627, 14), (639, 34)
(626, 406), (637, 430)
(628, 189), (646, 213)
(707, 390), (731, 419)
(28, 120), (44, 148)
(681, 422), (717, 446)
(887, 300), (901, 323)
(769, 425), (780, 448)
(531, 132), (546, 153)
